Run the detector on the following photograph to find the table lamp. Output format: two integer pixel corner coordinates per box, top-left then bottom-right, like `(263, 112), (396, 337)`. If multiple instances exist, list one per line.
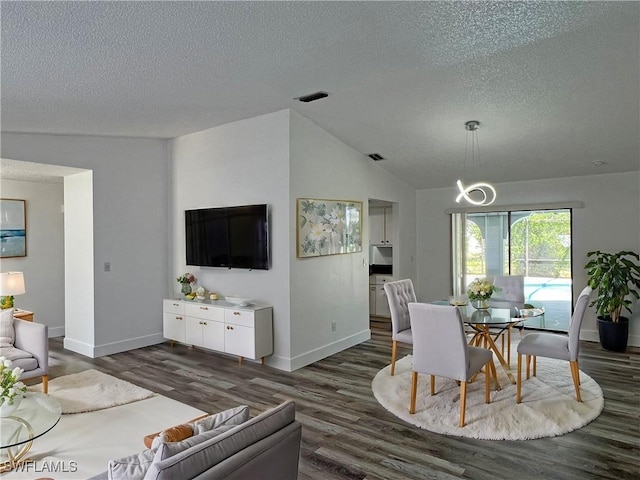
(0, 271), (26, 309)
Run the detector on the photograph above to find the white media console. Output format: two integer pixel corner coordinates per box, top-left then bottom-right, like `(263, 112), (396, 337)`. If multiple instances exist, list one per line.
(163, 299), (273, 364)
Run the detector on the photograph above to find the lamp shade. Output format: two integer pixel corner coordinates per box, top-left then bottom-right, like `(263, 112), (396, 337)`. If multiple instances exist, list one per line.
(0, 272), (26, 296)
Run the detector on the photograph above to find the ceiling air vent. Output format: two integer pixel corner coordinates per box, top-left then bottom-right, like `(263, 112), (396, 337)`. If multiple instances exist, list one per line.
(295, 91), (329, 103)
(368, 153), (385, 161)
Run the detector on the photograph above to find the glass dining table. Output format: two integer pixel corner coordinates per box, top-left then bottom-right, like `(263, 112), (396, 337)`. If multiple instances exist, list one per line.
(434, 301), (545, 388)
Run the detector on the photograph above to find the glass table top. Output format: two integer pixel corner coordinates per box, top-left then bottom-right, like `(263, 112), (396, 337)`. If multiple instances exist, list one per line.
(433, 300), (545, 325)
(1, 392), (62, 449)
(459, 304), (545, 325)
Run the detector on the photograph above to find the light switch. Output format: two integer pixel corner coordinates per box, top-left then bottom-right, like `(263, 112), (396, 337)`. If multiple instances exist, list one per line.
(104, 262), (111, 272)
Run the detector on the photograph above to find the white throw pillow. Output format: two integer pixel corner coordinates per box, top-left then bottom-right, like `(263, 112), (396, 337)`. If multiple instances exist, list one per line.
(108, 448), (156, 480)
(0, 308), (15, 347)
(192, 405), (249, 435)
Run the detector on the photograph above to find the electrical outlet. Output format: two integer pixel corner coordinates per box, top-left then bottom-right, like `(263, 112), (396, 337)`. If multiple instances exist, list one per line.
(104, 262), (111, 272)
(331, 321), (336, 332)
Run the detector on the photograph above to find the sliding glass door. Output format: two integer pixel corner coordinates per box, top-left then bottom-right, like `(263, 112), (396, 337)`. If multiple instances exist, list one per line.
(454, 209), (573, 332)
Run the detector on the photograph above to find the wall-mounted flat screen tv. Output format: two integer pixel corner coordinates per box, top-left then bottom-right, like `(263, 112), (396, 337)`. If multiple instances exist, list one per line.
(185, 204), (269, 270)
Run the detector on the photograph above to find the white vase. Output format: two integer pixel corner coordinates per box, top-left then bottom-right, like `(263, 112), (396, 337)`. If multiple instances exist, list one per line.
(0, 395), (23, 418)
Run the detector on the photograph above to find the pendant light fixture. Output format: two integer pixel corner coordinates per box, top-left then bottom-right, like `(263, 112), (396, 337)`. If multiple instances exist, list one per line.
(455, 120), (496, 206)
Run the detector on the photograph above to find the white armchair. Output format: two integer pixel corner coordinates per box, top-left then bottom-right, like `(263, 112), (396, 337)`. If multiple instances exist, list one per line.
(1, 315), (49, 393)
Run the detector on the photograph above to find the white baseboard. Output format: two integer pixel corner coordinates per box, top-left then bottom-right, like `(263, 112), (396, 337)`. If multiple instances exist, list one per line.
(64, 333), (165, 358)
(92, 333), (166, 358)
(283, 329), (372, 372)
(48, 325), (65, 338)
(63, 337), (95, 357)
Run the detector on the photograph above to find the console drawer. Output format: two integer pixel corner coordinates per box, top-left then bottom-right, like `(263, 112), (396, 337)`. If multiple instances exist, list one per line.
(163, 300), (185, 315)
(185, 303), (224, 322)
(225, 309), (255, 328)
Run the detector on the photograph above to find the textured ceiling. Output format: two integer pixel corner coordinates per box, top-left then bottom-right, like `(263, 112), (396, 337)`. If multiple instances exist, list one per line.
(1, 1), (638, 189)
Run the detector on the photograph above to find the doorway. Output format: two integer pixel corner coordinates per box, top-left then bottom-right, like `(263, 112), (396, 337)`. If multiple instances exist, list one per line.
(368, 199), (396, 329)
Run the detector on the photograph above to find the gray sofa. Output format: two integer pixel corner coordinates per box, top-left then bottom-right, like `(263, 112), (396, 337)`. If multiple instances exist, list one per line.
(90, 400), (302, 480)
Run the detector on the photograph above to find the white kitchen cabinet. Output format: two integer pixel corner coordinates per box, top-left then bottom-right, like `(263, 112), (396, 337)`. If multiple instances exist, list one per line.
(369, 285), (376, 314)
(163, 299), (273, 364)
(369, 207), (393, 245)
(369, 275), (393, 318)
(375, 284), (391, 317)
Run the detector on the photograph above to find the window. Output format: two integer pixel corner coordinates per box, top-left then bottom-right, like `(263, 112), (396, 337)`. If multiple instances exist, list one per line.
(452, 209), (573, 332)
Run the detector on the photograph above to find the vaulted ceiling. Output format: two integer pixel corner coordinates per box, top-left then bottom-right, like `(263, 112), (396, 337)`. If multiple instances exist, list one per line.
(2, 1), (638, 189)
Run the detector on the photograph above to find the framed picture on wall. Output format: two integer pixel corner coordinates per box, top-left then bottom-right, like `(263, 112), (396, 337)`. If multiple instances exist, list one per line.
(0, 199), (26, 258)
(297, 198), (362, 258)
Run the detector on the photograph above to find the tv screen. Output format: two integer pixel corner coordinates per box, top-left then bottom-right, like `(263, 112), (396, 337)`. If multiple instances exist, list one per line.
(185, 204), (269, 270)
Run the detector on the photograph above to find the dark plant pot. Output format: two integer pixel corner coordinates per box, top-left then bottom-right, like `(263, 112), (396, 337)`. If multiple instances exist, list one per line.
(597, 316), (629, 352)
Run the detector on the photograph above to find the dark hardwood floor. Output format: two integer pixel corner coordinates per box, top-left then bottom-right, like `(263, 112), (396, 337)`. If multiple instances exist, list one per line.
(45, 326), (639, 480)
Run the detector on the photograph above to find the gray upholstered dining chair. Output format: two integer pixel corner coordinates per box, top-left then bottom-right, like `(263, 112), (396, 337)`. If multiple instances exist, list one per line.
(488, 275), (526, 362)
(408, 302), (495, 428)
(489, 275), (525, 311)
(516, 286), (592, 403)
(383, 279), (416, 376)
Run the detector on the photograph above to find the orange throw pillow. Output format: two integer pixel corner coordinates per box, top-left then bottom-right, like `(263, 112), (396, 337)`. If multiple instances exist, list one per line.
(143, 414), (208, 448)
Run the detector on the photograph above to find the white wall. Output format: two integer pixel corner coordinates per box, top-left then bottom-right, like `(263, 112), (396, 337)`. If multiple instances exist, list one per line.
(289, 111), (417, 368)
(416, 171), (640, 347)
(63, 171), (95, 355)
(1, 133), (170, 356)
(170, 110), (292, 366)
(0, 178), (65, 336)
(171, 109), (417, 371)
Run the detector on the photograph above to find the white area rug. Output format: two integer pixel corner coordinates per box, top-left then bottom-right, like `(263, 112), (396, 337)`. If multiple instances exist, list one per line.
(28, 369), (155, 414)
(372, 355), (604, 440)
(4, 395), (207, 479)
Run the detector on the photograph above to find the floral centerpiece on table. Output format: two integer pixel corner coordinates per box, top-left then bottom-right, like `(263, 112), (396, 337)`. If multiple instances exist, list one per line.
(1, 357), (27, 408)
(176, 273), (196, 296)
(467, 278), (499, 309)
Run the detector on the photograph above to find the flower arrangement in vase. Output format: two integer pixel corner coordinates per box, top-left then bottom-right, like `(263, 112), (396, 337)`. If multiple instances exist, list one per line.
(467, 278), (498, 309)
(0, 356), (27, 417)
(176, 273), (196, 296)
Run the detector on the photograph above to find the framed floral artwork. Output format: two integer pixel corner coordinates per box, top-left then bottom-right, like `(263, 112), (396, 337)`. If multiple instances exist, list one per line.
(297, 198), (362, 258)
(0, 199), (26, 258)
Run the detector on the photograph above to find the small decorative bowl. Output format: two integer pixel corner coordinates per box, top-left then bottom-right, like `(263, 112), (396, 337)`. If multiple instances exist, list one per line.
(225, 296), (252, 306)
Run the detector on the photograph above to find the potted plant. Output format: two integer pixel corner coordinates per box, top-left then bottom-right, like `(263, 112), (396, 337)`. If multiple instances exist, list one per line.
(584, 250), (640, 352)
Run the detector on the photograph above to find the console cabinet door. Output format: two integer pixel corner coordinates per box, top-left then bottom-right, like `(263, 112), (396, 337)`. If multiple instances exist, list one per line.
(224, 324), (255, 358)
(201, 320), (225, 351)
(185, 317), (203, 346)
(163, 313), (185, 343)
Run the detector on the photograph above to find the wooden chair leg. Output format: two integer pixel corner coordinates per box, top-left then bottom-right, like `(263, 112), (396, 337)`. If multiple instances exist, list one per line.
(489, 358), (500, 391)
(459, 381), (467, 428)
(533, 356), (537, 377)
(507, 327), (512, 367)
(526, 354), (531, 379)
(570, 361), (582, 402)
(42, 375), (48, 394)
(409, 371), (418, 414)
(484, 361), (491, 404)
(516, 354), (522, 403)
(430, 374), (435, 396)
(390, 340), (398, 376)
